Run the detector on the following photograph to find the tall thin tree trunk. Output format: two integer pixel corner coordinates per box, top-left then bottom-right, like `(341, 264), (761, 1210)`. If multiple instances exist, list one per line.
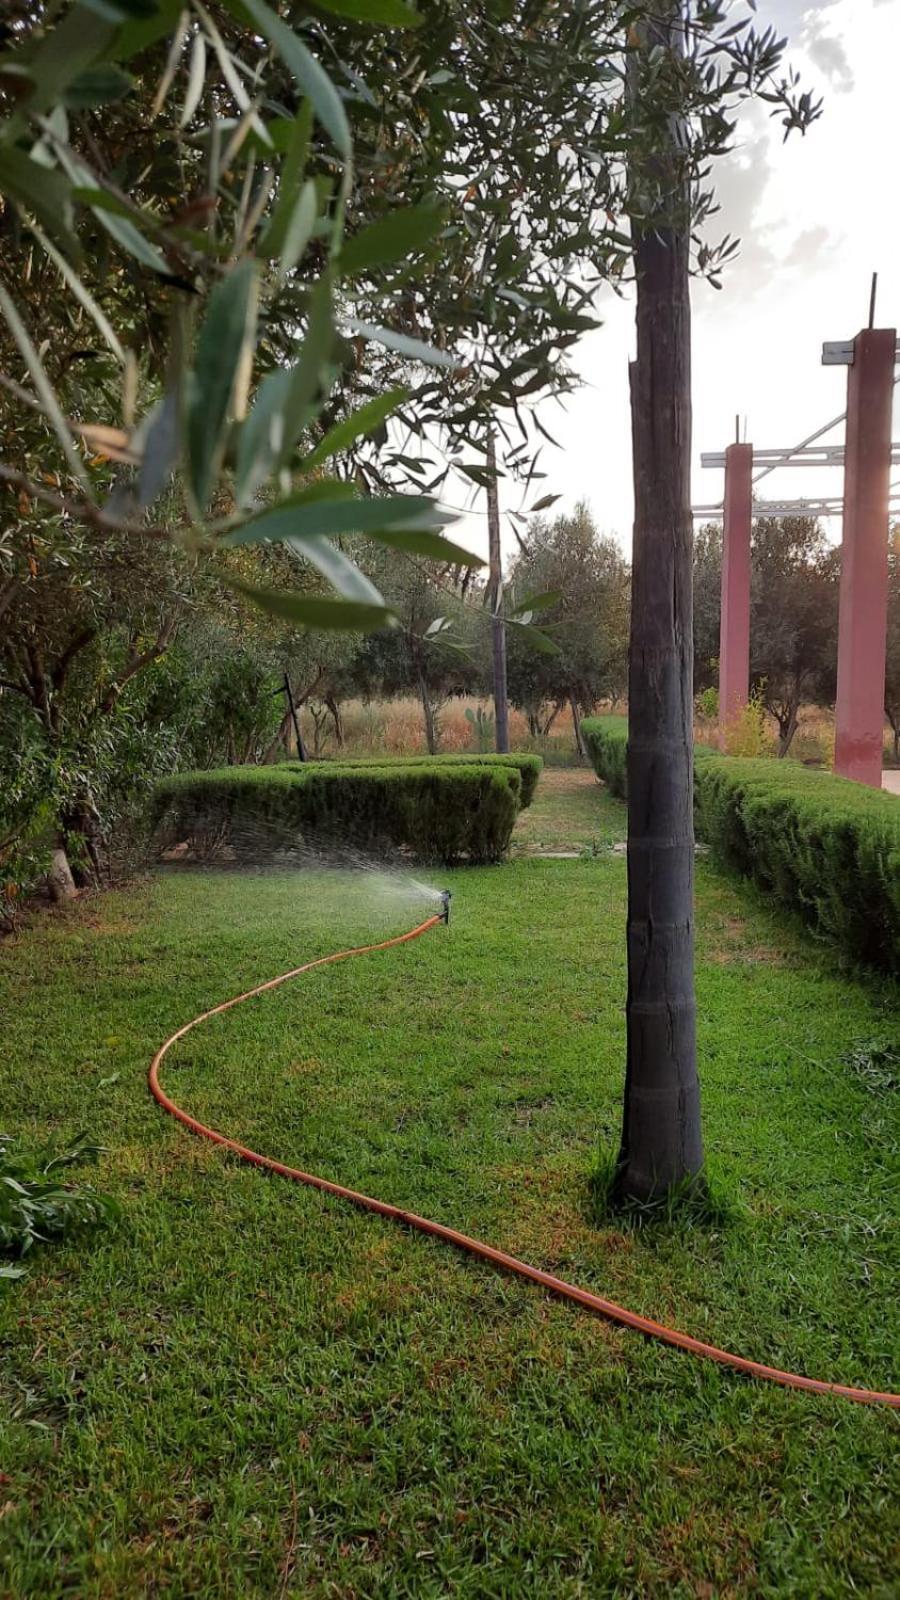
(617, 7), (704, 1202)
(486, 430), (510, 753)
(283, 673), (307, 761)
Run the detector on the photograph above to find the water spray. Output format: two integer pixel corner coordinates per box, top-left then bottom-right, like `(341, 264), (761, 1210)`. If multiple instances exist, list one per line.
(148, 904), (900, 1410)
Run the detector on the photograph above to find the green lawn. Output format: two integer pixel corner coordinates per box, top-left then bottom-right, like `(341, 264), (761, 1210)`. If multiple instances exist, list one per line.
(1, 775), (898, 1597)
(511, 766), (625, 853)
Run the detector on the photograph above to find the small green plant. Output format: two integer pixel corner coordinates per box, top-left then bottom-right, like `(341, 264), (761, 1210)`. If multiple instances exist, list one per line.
(0, 1134), (119, 1278)
(723, 686), (770, 758)
(465, 705), (496, 753)
(695, 686), (719, 722)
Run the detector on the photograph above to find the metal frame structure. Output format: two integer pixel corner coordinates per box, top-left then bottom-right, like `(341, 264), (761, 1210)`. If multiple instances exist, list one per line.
(696, 326), (898, 787)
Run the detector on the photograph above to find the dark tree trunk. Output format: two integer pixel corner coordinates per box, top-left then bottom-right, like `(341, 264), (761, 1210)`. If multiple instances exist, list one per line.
(617, 7), (704, 1202)
(283, 673), (307, 760)
(570, 695), (586, 759)
(486, 430), (510, 753)
(776, 703), (799, 757)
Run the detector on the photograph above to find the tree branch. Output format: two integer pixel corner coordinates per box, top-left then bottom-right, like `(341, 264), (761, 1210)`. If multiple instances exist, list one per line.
(51, 627), (97, 696)
(0, 464), (176, 543)
(97, 614), (179, 715)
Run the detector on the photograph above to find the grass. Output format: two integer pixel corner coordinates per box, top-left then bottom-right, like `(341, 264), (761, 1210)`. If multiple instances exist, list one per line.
(511, 767), (624, 853)
(1, 774), (898, 1597)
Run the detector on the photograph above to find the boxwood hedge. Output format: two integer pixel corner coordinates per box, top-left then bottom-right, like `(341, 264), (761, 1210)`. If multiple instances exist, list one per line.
(152, 761), (521, 866)
(582, 715), (900, 973)
(282, 752), (543, 808)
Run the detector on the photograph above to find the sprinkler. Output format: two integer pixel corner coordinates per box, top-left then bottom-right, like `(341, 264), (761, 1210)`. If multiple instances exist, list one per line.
(439, 889), (452, 924)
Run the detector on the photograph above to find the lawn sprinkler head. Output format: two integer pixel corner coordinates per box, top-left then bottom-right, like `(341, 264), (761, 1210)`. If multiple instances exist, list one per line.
(439, 889), (452, 924)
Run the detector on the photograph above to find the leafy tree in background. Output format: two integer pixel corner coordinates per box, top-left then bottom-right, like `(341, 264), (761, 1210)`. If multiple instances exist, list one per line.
(692, 521), (722, 695)
(506, 503), (629, 748)
(750, 516), (839, 757)
(350, 546), (478, 752)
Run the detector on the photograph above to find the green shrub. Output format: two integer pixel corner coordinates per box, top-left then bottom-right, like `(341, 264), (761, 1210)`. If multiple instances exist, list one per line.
(582, 716), (629, 799)
(582, 715), (900, 973)
(282, 751), (543, 807)
(153, 762), (521, 865)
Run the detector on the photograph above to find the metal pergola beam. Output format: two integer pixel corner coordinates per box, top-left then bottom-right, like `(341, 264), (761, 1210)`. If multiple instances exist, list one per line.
(702, 446), (900, 469)
(692, 496), (900, 520)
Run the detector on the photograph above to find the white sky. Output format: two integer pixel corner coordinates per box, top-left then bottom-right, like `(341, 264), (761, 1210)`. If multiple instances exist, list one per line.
(457, 0), (899, 562)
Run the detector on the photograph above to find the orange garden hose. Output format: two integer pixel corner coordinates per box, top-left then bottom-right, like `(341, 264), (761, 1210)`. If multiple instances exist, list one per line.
(149, 913), (900, 1409)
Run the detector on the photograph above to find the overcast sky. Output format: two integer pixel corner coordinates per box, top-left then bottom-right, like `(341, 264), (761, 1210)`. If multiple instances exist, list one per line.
(460, 0), (898, 561)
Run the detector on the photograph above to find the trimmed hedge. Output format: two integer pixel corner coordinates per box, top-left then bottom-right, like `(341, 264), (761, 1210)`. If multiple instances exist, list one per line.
(582, 715), (900, 973)
(152, 761), (521, 865)
(582, 716), (629, 800)
(283, 752), (543, 808)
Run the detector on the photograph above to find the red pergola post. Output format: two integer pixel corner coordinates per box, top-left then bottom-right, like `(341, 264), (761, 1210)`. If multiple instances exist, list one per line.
(718, 441), (753, 742)
(833, 328), (896, 787)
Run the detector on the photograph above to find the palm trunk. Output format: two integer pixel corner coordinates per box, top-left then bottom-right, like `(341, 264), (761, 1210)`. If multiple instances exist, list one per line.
(616, 6), (703, 1202)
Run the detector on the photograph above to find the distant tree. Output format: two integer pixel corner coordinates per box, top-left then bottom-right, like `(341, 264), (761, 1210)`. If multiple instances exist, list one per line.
(750, 517), (839, 757)
(506, 504), (630, 750)
(885, 527), (900, 761)
(692, 522), (722, 694)
(351, 550), (478, 753)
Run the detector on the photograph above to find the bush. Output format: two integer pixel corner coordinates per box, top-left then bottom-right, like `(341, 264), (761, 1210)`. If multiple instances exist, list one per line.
(153, 762), (521, 865)
(283, 751), (543, 808)
(582, 716), (900, 973)
(582, 716), (629, 798)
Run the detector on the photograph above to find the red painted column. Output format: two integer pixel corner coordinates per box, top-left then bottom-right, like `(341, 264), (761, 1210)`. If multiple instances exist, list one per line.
(717, 441), (753, 741)
(834, 328), (896, 786)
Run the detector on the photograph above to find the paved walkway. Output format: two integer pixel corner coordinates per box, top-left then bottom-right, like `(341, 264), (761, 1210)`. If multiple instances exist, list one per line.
(883, 770), (900, 795)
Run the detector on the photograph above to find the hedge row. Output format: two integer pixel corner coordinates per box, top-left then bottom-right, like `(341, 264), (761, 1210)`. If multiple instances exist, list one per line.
(282, 752), (543, 808)
(152, 761), (521, 865)
(582, 716), (900, 973)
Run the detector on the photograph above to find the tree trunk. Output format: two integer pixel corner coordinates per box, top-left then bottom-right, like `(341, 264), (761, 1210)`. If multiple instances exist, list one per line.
(617, 7), (704, 1203)
(283, 674), (308, 761)
(486, 429), (510, 753)
(777, 704), (799, 758)
(324, 692), (344, 748)
(570, 694), (585, 759)
(418, 672), (438, 754)
(542, 701), (563, 737)
(47, 846), (77, 903)
(263, 710), (292, 764)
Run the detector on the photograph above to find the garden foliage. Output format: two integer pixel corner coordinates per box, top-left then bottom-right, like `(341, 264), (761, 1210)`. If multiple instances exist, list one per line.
(153, 760), (523, 865)
(583, 717), (900, 972)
